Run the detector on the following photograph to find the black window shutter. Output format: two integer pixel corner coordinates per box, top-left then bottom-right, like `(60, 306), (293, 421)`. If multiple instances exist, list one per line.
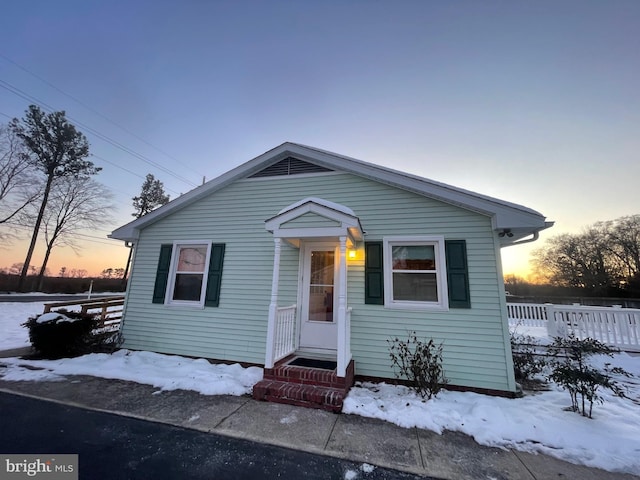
(204, 244), (225, 307)
(152, 244), (173, 304)
(445, 240), (471, 308)
(364, 241), (384, 305)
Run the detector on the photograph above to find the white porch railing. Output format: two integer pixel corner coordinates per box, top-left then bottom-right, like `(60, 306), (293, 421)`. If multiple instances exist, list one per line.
(506, 303), (548, 327)
(508, 302), (640, 352)
(273, 304), (297, 363)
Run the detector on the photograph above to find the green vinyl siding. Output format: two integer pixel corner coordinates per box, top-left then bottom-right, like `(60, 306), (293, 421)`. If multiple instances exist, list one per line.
(281, 212), (341, 229)
(122, 171), (514, 392)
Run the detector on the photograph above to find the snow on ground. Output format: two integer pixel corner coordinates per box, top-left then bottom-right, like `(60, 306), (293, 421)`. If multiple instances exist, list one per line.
(343, 359), (640, 475)
(0, 350), (263, 396)
(1, 301), (639, 474)
(0, 302), (45, 349)
(508, 324), (550, 343)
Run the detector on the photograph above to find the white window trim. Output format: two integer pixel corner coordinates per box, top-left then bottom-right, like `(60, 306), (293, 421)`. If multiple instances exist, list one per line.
(165, 240), (212, 308)
(383, 236), (449, 311)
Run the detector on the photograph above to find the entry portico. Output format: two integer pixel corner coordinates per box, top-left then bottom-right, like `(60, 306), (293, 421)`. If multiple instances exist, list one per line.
(263, 197), (364, 378)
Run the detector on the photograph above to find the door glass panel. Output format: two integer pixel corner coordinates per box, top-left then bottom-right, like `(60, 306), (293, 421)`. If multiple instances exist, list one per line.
(308, 251), (334, 322)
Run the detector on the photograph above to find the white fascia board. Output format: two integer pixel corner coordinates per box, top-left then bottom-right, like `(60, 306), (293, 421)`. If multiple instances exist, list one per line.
(266, 200), (361, 230)
(277, 196), (356, 216)
(284, 143), (549, 231)
(109, 145), (296, 241)
(109, 142), (550, 240)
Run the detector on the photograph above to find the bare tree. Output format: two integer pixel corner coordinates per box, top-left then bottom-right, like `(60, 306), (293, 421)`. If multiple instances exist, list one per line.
(532, 231), (607, 291)
(602, 215), (640, 280)
(10, 105), (100, 290)
(69, 268), (87, 278)
(532, 215), (640, 294)
(101, 267), (125, 279)
(34, 176), (114, 290)
(0, 122), (42, 240)
(8, 263), (36, 276)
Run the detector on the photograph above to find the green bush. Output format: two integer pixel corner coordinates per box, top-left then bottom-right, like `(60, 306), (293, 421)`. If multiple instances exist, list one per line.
(548, 335), (631, 418)
(23, 310), (121, 359)
(388, 332), (448, 399)
(510, 331), (548, 382)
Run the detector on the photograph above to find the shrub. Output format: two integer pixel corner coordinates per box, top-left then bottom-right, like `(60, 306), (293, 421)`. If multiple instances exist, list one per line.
(547, 335), (631, 418)
(388, 332), (448, 399)
(510, 331), (548, 382)
(23, 310), (121, 359)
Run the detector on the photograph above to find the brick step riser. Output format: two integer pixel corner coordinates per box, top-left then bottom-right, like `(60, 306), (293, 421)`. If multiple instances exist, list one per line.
(263, 361), (355, 389)
(262, 372), (348, 389)
(253, 381), (346, 412)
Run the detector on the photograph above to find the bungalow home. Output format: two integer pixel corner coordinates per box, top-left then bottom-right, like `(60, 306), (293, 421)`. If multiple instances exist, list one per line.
(110, 142), (552, 411)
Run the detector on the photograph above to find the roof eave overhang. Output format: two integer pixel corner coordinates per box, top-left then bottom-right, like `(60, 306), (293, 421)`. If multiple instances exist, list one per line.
(498, 221), (555, 247)
(265, 199), (364, 248)
(270, 144), (551, 233)
(108, 142), (552, 244)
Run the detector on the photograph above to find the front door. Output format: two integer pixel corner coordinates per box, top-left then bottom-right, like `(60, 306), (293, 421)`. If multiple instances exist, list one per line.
(298, 243), (338, 351)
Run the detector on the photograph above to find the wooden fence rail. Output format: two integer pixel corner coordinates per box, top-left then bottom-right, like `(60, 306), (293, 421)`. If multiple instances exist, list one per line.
(43, 296), (125, 328)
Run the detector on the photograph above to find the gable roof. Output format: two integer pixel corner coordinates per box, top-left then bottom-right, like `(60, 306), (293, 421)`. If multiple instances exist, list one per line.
(109, 142), (553, 245)
(265, 197), (364, 249)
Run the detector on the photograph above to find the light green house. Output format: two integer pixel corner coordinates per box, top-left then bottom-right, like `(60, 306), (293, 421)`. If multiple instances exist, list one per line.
(110, 143), (552, 407)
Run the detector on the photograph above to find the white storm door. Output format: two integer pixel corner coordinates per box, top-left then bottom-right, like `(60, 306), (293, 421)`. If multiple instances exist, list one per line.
(298, 243), (338, 351)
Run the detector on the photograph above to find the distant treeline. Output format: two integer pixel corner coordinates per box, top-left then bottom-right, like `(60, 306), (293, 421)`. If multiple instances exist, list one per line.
(0, 273), (125, 294)
(504, 279), (640, 308)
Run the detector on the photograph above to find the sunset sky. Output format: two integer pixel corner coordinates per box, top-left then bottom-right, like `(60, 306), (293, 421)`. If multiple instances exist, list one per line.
(1, 1), (638, 279)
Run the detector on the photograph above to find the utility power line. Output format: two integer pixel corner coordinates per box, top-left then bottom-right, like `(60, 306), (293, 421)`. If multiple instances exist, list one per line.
(0, 78), (199, 188)
(2, 222), (120, 246)
(0, 53), (205, 180)
(91, 153), (183, 196)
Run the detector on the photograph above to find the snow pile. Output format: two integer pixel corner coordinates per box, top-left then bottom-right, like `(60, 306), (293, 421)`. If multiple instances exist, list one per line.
(344, 463), (376, 480)
(0, 350), (263, 396)
(36, 312), (79, 324)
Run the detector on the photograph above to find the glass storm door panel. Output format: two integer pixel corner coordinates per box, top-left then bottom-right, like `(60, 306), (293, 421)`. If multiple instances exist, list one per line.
(308, 250), (335, 322)
(299, 244), (338, 351)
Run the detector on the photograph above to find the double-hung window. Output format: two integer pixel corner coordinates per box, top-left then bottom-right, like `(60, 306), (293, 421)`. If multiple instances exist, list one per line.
(169, 243), (210, 304)
(383, 236), (449, 310)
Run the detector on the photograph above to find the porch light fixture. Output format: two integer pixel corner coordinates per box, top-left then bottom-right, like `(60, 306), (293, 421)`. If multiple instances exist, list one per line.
(348, 249), (357, 259)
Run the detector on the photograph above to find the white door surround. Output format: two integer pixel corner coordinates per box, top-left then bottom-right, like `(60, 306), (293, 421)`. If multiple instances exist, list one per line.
(264, 197), (364, 377)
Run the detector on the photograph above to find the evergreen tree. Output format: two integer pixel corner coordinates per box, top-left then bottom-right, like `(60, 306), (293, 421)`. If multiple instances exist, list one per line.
(123, 174), (170, 281)
(132, 173), (170, 218)
(11, 105), (99, 291)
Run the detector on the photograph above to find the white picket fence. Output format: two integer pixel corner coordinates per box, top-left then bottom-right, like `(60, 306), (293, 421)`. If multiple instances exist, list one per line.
(507, 302), (640, 352)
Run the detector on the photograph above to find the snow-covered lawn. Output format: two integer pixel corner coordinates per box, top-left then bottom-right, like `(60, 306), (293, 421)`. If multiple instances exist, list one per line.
(0, 301), (45, 349)
(1, 301), (639, 475)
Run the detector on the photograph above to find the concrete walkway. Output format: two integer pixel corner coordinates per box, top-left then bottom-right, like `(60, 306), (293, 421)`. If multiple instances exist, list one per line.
(0, 353), (637, 480)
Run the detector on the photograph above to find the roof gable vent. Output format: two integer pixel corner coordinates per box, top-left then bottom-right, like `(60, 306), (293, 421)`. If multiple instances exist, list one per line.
(249, 157), (333, 178)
